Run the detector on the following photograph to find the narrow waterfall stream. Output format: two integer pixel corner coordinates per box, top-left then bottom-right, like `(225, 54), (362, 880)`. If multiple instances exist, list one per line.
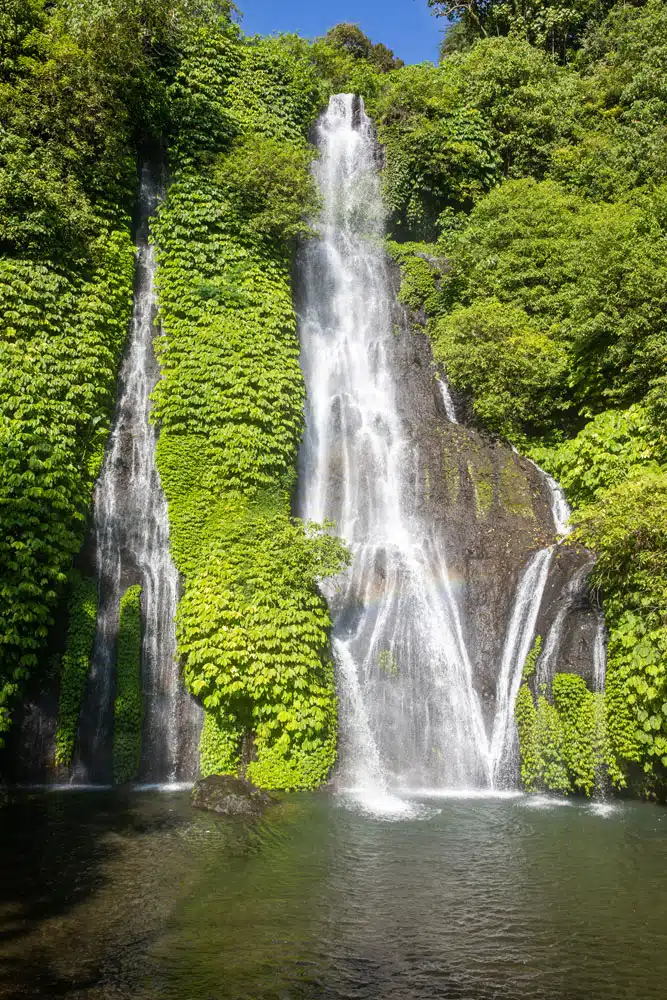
(298, 95), (490, 808)
(73, 166), (201, 785)
(438, 377), (459, 424)
(535, 560), (596, 689)
(489, 546), (554, 786)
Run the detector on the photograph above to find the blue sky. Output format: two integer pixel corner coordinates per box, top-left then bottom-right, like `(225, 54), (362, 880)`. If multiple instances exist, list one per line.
(235, 1), (445, 65)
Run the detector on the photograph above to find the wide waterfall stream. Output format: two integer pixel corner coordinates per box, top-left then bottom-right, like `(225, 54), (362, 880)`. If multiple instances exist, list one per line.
(299, 95), (489, 806)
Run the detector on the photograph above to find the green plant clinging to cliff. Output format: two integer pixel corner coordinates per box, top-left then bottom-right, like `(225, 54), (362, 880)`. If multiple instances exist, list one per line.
(54, 575), (98, 768)
(152, 25), (348, 789)
(112, 585), (143, 784)
(0, 0), (225, 742)
(516, 671), (612, 796)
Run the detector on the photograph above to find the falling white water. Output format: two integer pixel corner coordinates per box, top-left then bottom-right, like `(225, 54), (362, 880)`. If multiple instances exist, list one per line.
(525, 456), (571, 537)
(593, 618), (608, 693)
(438, 378), (459, 424)
(489, 547), (554, 786)
(74, 166), (201, 784)
(298, 95), (491, 809)
(535, 560), (595, 689)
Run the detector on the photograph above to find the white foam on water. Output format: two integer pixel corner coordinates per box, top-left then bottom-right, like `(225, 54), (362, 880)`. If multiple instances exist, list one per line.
(131, 782), (194, 793)
(336, 787), (439, 821)
(401, 787), (525, 801)
(523, 795), (573, 810)
(589, 800), (618, 817)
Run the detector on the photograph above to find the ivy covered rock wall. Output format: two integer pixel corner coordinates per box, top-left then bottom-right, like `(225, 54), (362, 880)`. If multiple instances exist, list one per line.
(0, 1), (141, 743)
(152, 24), (348, 789)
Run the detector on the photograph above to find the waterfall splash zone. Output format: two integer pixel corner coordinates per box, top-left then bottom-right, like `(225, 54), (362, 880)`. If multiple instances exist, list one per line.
(73, 165), (201, 786)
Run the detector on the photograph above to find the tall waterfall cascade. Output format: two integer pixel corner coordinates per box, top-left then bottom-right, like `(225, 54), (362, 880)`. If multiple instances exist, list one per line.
(297, 95), (603, 808)
(73, 166), (201, 785)
(298, 95), (490, 802)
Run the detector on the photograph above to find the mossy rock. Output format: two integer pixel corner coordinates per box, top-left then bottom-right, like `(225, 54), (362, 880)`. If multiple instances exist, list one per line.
(191, 775), (277, 817)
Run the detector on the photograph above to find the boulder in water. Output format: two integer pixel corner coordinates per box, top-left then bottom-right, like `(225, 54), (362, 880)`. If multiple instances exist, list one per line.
(191, 775), (275, 817)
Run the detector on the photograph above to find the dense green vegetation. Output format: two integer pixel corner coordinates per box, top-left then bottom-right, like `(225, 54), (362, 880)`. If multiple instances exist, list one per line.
(112, 585), (143, 784)
(515, 672), (610, 795)
(151, 20), (349, 788)
(54, 575), (97, 767)
(0, 0), (141, 743)
(0, 0), (240, 746)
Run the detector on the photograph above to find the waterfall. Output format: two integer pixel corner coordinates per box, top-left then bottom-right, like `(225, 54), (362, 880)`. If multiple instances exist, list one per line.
(489, 547), (554, 786)
(524, 456), (571, 537)
(73, 165), (201, 784)
(438, 378), (459, 424)
(488, 458), (575, 785)
(593, 619), (607, 693)
(297, 94), (608, 809)
(298, 95), (490, 805)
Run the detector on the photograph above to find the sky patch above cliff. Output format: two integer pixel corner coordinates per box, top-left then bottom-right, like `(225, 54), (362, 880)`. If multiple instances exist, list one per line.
(236, 0), (443, 65)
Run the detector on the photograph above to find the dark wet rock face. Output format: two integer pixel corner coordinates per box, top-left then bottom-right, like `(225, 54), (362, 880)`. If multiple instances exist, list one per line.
(377, 263), (597, 730)
(191, 775), (276, 817)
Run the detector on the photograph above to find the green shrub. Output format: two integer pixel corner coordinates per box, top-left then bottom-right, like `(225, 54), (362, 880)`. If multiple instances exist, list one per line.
(54, 575), (98, 768)
(516, 673), (611, 795)
(432, 298), (570, 440)
(572, 471), (667, 785)
(531, 406), (661, 509)
(112, 585), (143, 784)
(153, 31), (349, 790)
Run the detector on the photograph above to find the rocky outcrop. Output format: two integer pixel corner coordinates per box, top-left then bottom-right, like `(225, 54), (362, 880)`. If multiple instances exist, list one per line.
(191, 775), (276, 817)
(387, 261), (598, 727)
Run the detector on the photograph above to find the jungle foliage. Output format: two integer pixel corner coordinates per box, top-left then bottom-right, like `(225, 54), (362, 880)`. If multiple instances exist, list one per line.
(54, 575), (97, 768)
(112, 585), (143, 784)
(428, 0), (616, 62)
(151, 22), (349, 788)
(0, 0), (237, 745)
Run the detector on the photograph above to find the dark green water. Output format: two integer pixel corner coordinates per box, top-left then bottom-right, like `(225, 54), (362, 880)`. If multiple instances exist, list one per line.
(1, 789), (666, 999)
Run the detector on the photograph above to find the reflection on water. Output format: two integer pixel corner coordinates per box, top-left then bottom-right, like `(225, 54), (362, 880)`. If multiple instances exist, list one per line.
(1, 789), (666, 999)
